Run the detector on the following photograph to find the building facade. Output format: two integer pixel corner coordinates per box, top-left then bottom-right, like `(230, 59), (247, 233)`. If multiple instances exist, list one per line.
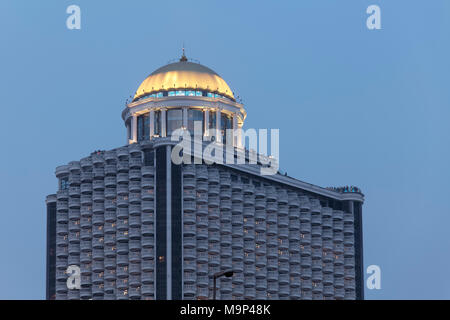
(46, 54), (365, 300)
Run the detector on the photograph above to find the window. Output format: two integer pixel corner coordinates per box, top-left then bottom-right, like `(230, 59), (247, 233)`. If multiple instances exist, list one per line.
(60, 177), (69, 190)
(125, 119), (131, 140)
(154, 111), (161, 136)
(208, 111), (217, 140)
(166, 108), (183, 136)
(187, 109), (204, 135)
(221, 112), (233, 144)
(137, 113), (150, 141)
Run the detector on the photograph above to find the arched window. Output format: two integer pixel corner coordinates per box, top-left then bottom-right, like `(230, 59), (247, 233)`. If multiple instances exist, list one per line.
(154, 111), (161, 136)
(221, 112), (233, 144)
(166, 108), (183, 136)
(137, 113), (150, 141)
(188, 109), (204, 136)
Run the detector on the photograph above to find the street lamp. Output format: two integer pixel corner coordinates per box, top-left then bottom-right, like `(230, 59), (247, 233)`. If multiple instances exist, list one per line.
(210, 270), (234, 300)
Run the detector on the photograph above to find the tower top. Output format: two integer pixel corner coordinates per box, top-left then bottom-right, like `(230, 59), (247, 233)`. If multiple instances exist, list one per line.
(180, 45), (187, 62)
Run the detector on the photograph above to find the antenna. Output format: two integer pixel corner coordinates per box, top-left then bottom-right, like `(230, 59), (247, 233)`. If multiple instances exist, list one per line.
(180, 42), (188, 62)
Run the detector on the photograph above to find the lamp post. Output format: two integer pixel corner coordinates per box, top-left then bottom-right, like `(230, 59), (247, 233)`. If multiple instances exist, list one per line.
(211, 270), (234, 300)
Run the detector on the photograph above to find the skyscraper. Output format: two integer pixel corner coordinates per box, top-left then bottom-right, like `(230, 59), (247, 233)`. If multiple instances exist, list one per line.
(46, 53), (364, 300)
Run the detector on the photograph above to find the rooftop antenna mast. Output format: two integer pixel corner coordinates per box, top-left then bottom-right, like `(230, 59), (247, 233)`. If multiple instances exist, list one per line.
(180, 42), (188, 62)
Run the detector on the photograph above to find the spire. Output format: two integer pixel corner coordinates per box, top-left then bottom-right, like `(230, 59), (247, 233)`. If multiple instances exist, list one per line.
(180, 43), (188, 62)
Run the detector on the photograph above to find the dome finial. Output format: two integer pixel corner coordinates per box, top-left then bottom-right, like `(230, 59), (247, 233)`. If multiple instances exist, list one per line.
(180, 43), (188, 62)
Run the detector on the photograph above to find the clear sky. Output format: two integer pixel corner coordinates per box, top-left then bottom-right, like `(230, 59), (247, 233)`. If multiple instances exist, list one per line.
(0, 0), (449, 299)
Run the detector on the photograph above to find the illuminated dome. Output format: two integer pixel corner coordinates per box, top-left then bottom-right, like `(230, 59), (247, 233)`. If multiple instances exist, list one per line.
(133, 56), (235, 101)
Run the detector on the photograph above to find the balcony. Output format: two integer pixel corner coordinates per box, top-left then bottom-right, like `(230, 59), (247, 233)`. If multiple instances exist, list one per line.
(335, 265), (344, 277)
(296, 220), (309, 235)
(207, 184), (219, 196)
(57, 190), (69, 201)
(322, 217), (332, 228)
(277, 215), (288, 228)
(344, 246), (355, 257)
(254, 209), (265, 221)
(208, 195), (220, 208)
(231, 192), (243, 204)
(344, 268), (355, 280)
(344, 224), (354, 235)
(254, 187), (265, 199)
(243, 195), (255, 207)
(92, 202), (104, 214)
(343, 212), (354, 223)
(57, 212), (68, 224)
(141, 260), (155, 272)
(81, 171), (93, 183)
(183, 200), (195, 212)
(129, 180), (141, 192)
(129, 192), (141, 204)
(311, 214), (321, 225)
(117, 173), (129, 184)
(333, 220), (344, 232)
(287, 192), (299, 207)
(141, 211), (154, 225)
(80, 195), (92, 206)
(254, 199), (265, 210)
(311, 226), (321, 237)
(141, 271), (154, 284)
(141, 177), (155, 189)
(93, 167), (104, 179)
(221, 234), (232, 246)
(322, 229), (333, 240)
(129, 158), (142, 169)
(334, 243), (344, 254)
(312, 282), (323, 294)
(197, 181), (208, 192)
(323, 262), (334, 274)
(142, 200), (154, 213)
(80, 183), (92, 195)
(141, 224), (155, 236)
(344, 257), (354, 269)
(129, 227), (141, 239)
(208, 219), (220, 231)
(68, 198), (81, 211)
(183, 236), (195, 248)
(220, 211), (231, 224)
(207, 230), (220, 243)
(92, 180), (104, 191)
(104, 199), (116, 211)
(333, 210), (344, 221)
(92, 248), (104, 261)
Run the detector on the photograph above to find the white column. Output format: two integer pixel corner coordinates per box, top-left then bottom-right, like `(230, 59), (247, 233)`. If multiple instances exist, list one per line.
(204, 109), (210, 137)
(132, 114), (138, 143)
(216, 109), (221, 143)
(237, 122), (243, 148)
(233, 114), (238, 147)
(166, 145), (172, 300)
(161, 108), (167, 137)
(182, 107), (188, 129)
(149, 110), (155, 139)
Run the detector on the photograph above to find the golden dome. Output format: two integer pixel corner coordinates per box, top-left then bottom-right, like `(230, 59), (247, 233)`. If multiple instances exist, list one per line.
(133, 59), (235, 101)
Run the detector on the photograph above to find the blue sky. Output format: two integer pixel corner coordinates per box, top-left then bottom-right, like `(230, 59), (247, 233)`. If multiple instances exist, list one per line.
(0, 0), (449, 299)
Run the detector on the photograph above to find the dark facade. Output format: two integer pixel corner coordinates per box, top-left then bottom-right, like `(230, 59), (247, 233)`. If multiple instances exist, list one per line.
(46, 195), (57, 300)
